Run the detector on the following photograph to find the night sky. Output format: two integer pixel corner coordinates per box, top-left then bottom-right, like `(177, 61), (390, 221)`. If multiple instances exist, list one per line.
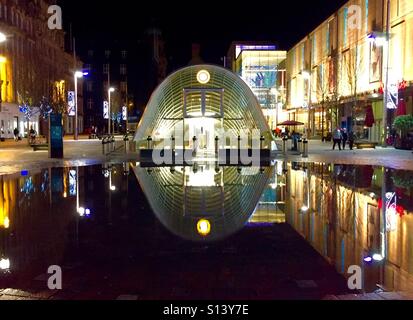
(59, 0), (348, 70)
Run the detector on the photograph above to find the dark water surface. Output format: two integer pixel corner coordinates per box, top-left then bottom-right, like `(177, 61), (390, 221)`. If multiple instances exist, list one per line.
(0, 161), (412, 299)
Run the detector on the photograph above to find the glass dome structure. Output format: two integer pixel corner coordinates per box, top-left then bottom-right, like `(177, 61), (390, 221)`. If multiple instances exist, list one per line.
(134, 64), (274, 152)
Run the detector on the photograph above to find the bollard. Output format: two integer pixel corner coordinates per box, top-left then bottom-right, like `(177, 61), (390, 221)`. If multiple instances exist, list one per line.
(147, 136), (153, 150)
(260, 136), (265, 150)
(238, 135), (241, 150)
(302, 139), (309, 158)
(192, 136), (197, 157)
(297, 139), (303, 154)
(102, 137), (107, 155)
(215, 136), (219, 157)
(282, 137), (288, 155)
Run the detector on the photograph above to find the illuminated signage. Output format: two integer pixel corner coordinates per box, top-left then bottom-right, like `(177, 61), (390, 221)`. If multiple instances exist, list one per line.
(69, 169), (77, 196)
(103, 101), (109, 119)
(68, 91), (75, 116)
(122, 106), (127, 121)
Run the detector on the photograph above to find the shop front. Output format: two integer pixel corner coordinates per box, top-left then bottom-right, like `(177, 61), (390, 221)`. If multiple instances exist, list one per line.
(0, 103), (39, 139)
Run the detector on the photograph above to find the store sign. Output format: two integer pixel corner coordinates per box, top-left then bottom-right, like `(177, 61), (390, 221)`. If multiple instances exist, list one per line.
(67, 91), (75, 116)
(103, 101), (109, 119)
(122, 106), (127, 121)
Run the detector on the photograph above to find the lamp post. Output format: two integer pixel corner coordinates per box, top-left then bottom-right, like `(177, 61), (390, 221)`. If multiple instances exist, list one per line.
(0, 32), (7, 113)
(302, 71), (311, 138)
(74, 71), (88, 140)
(382, 0), (391, 148)
(108, 87), (115, 135)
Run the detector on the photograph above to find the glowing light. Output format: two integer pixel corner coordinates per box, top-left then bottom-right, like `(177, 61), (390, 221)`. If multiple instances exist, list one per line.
(300, 206), (309, 212)
(0, 258), (10, 270)
(0, 56), (6, 64)
(373, 254), (384, 262)
(197, 70), (210, 84)
(364, 256), (373, 263)
(109, 87), (115, 93)
(78, 207), (86, 217)
(75, 71), (85, 78)
(3, 217), (10, 229)
(110, 185), (116, 191)
(63, 192), (68, 198)
(372, 93), (379, 98)
(197, 219), (211, 237)
(301, 71), (311, 80)
(85, 209), (91, 216)
(0, 32), (6, 43)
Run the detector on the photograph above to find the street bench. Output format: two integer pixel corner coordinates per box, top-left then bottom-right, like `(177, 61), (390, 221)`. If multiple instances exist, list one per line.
(31, 144), (49, 151)
(355, 141), (378, 149)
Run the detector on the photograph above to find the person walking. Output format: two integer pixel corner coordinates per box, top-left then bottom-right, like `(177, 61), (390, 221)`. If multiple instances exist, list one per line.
(332, 127), (342, 151)
(13, 128), (19, 141)
(341, 128), (348, 150)
(348, 131), (356, 151)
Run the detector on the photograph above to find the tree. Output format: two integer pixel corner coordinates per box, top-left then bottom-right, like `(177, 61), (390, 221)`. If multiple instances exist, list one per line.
(342, 44), (364, 131)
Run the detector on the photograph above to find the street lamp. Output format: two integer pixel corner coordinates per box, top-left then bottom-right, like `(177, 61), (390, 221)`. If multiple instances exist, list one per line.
(74, 71), (88, 140)
(108, 87), (115, 135)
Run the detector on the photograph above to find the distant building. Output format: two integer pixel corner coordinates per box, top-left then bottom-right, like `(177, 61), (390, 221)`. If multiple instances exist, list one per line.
(81, 42), (135, 134)
(0, 0), (83, 138)
(227, 42), (287, 130)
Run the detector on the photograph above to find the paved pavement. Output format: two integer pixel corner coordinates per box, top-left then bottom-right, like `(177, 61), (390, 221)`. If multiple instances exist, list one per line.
(1, 137), (412, 173)
(276, 139), (413, 171)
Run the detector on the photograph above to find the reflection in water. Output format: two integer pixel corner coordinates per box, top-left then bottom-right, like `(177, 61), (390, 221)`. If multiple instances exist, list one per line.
(133, 163), (273, 242)
(284, 162), (413, 293)
(0, 161), (412, 296)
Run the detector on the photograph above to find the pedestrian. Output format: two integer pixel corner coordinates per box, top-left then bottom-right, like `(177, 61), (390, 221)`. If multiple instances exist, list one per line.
(341, 128), (348, 150)
(13, 128), (19, 141)
(348, 131), (355, 150)
(29, 126), (36, 145)
(332, 127), (342, 151)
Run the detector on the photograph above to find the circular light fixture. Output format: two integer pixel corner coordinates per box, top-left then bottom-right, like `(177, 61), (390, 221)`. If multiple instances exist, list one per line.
(363, 256), (373, 263)
(300, 206), (309, 212)
(197, 70), (210, 84)
(197, 219), (211, 237)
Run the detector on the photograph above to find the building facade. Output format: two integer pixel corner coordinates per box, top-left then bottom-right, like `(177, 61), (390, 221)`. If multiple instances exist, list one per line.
(228, 42), (288, 131)
(287, 0), (413, 143)
(0, 0), (83, 139)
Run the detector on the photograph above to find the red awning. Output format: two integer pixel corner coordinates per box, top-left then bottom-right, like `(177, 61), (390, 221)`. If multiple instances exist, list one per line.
(365, 105), (375, 128)
(396, 99), (407, 116)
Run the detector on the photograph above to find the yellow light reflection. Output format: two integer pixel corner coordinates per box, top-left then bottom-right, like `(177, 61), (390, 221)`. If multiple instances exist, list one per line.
(197, 219), (211, 237)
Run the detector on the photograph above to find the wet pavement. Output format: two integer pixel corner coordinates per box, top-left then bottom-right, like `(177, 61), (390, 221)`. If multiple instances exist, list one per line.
(0, 161), (413, 300)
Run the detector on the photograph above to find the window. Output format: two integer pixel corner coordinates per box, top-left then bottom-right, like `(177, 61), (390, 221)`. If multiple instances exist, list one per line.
(87, 99), (94, 110)
(88, 50), (94, 57)
(86, 81), (93, 92)
(120, 81), (127, 92)
(343, 7), (349, 47)
(105, 50), (111, 58)
(103, 64), (109, 74)
(120, 64), (127, 75)
(121, 50), (128, 59)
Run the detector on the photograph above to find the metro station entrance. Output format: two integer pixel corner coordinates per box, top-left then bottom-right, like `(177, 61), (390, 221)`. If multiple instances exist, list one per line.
(183, 88), (224, 155)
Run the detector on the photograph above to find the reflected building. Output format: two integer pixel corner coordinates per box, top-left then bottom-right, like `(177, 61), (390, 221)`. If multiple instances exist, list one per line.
(133, 163), (273, 242)
(285, 162), (413, 293)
